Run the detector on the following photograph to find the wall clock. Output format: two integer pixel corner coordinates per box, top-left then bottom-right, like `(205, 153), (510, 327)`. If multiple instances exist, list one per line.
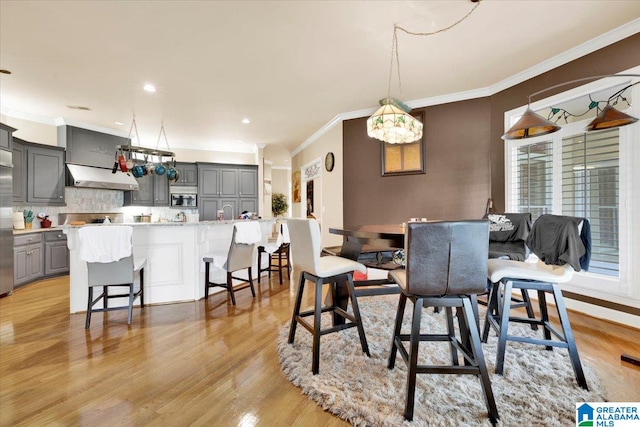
(325, 152), (335, 172)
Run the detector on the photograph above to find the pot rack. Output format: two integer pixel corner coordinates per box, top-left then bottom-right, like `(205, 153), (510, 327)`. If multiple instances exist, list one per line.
(116, 114), (176, 162)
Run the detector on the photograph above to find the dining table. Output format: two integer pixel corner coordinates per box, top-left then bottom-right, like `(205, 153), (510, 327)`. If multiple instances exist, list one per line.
(327, 224), (406, 325)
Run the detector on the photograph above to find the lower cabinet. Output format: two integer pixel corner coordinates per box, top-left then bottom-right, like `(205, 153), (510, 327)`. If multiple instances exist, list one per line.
(14, 231), (69, 287)
(44, 231), (70, 276)
(14, 234), (44, 287)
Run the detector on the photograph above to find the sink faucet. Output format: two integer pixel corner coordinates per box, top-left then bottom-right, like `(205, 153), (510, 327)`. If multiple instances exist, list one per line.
(222, 204), (234, 220)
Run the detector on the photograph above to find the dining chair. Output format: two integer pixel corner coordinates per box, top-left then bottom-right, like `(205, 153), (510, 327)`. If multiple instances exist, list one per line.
(286, 218), (370, 375)
(204, 222), (261, 305)
(79, 225), (146, 329)
(387, 220), (498, 424)
(482, 214), (590, 390)
(257, 222), (290, 285)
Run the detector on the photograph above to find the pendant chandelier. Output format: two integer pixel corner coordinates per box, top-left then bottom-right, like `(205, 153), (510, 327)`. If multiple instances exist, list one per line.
(367, 0), (480, 144)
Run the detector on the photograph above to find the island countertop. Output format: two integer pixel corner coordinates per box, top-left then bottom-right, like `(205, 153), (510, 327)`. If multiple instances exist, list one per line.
(63, 219), (275, 313)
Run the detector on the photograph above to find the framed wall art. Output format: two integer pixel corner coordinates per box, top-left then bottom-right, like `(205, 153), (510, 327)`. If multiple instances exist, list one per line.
(381, 111), (426, 176)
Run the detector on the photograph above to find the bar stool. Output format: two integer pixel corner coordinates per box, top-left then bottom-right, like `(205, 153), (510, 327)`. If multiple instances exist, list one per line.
(482, 214), (590, 390)
(286, 218), (370, 375)
(78, 225), (146, 328)
(387, 220), (498, 424)
(257, 222), (290, 285)
(204, 222), (261, 305)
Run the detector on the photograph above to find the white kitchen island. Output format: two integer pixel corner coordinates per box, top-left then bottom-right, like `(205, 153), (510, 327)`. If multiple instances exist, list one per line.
(63, 220), (274, 313)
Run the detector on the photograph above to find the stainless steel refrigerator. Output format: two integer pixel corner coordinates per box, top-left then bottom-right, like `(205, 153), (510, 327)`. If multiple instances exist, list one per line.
(0, 149), (13, 296)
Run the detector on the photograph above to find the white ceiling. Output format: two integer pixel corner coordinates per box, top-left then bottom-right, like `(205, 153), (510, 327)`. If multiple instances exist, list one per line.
(1, 1), (639, 165)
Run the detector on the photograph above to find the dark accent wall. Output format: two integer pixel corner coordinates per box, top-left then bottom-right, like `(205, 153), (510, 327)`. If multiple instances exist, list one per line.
(344, 33), (640, 227)
(344, 97), (491, 228)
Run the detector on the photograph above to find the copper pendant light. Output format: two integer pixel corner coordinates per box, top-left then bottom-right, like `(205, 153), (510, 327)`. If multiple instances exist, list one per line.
(501, 108), (561, 140)
(585, 104), (639, 131)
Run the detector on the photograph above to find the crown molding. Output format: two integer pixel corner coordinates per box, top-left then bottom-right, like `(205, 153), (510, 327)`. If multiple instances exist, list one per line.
(292, 18), (640, 157)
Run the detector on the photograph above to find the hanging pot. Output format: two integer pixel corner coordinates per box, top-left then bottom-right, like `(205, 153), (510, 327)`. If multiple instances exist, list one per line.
(155, 163), (166, 175)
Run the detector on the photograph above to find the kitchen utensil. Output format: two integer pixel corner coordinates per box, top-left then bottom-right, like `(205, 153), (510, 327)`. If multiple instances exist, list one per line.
(155, 163), (166, 175)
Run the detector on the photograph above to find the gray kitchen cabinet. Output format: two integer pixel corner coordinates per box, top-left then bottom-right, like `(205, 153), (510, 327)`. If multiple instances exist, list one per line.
(197, 163), (257, 220)
(173, 162), (198, 186)
(0, 123), (16, 151)
(61, 125), (130, 169)
(14, 233), (43, 287)
(44, 231), (69, 276)
(123, 164), (169, 207)
(199, 198), (237, 221)
(238, 167), (258, 198)
(12, 138), (26, 203)
(26, 144), (66, 205)
(154, 172), (170, 205)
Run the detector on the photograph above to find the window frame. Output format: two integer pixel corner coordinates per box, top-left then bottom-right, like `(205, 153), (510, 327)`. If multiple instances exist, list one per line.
(503, 68), (639, 305)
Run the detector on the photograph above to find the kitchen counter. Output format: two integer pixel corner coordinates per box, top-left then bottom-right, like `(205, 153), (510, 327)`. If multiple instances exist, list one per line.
(13, 227), (64, 235)
(63, 219), (275, 313)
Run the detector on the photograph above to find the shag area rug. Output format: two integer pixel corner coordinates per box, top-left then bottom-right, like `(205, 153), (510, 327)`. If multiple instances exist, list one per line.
(277, 294), (607, 426)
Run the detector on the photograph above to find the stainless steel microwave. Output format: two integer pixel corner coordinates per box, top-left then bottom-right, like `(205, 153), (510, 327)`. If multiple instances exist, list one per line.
(170, 193), (197, 208)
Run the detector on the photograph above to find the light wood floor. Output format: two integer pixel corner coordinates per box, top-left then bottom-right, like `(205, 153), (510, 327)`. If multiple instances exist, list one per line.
(1, 275), (639, 426)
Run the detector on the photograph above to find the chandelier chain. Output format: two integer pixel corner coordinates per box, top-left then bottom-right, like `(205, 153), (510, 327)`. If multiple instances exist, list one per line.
(394, 2), (480, 37)
(387, 2), (480, 100)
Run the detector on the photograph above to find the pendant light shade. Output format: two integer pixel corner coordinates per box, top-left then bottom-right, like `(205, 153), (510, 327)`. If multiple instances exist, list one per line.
(586, 104), (639, 131)
(501, 108), (561, 140)
(367, 98), (423, 144)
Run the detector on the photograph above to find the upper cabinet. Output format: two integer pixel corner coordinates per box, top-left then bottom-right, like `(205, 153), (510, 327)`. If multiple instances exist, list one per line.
(12, 139), (26, 203)
(123, 162), (170, 207)
(173, 162), (198, 186)
(61, 125), (129, 168)
(26, 144), (66, 205)
(13, 139), (65, 206)
(0, 123), (16, 151)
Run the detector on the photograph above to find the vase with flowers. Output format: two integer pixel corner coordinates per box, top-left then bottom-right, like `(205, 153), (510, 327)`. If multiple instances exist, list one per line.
(23, 210), (34, 229)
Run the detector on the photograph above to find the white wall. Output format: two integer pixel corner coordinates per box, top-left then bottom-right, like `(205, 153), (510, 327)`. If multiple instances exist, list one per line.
(291, 123), (343, 247)
(1, 115), (58, 146)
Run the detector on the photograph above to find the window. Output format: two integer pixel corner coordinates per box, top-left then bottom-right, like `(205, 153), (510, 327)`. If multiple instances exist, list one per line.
(505, 71), (639, 292)
(561, 130), (619, 276)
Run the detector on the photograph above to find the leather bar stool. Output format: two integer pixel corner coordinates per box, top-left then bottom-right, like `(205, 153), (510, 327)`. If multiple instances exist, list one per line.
(387, 220), (499, 424)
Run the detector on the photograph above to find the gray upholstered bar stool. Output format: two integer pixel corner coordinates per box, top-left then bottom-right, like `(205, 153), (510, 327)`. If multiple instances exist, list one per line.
(204, 222), (260, 305)
(79, 225), (146, 329)
(286, 218), (370, 375)
(387, 220), (498, 424)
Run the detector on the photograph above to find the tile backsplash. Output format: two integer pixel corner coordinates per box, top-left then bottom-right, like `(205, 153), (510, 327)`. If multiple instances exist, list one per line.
(14, 187), (197, 228)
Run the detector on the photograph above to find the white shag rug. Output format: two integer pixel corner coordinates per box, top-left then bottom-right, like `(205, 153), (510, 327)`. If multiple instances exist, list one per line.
(277, 294), (607, 426)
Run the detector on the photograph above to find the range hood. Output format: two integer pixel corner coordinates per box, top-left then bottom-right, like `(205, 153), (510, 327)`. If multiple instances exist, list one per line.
(67, 164), (139, 191)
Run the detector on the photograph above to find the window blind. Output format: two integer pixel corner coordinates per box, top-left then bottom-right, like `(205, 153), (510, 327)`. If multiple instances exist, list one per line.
(562, 129), (619, 276)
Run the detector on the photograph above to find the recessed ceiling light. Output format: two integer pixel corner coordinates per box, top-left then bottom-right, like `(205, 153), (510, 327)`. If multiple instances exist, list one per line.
(143, 84), (156, 92)
(0, 69), (12, 74)
(242, 118), (250, 124)
(115, 121), (124, 126)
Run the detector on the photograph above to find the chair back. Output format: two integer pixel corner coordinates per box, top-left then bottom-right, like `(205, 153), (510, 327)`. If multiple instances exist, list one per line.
(485, 212), (531, 261)
(405, 220), (489, 296)
(87, 256), (135, 286)
(525, 214), (591, 271)
(78, 225), (136, 287)
(225, 225), (257, 272)
(286, 218), (321, 274)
